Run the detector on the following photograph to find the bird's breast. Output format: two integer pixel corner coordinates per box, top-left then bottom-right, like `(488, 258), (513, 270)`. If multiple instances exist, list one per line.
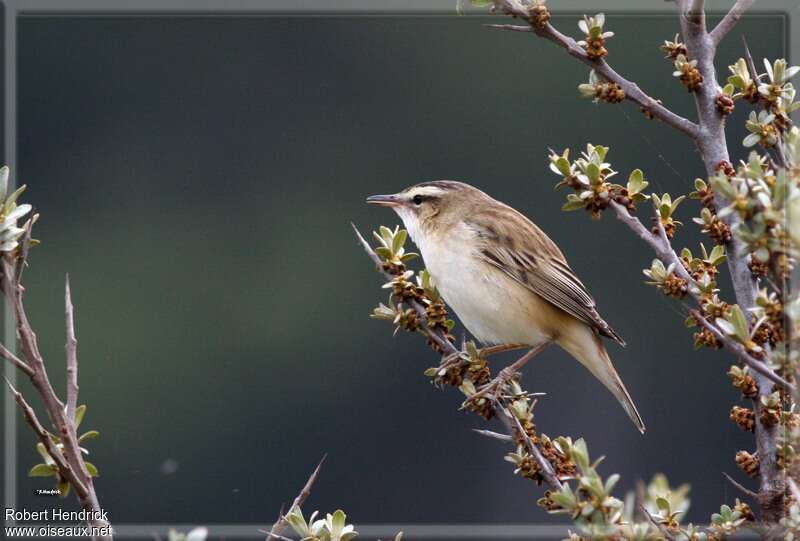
(418, 233), (553, 346)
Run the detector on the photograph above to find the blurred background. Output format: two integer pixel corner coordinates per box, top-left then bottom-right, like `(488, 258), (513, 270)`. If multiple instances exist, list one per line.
(2, 9), (787, 537)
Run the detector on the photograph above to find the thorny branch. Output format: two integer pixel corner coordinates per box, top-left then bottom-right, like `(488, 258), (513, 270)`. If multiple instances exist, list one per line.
(709, 0), (757, 47)
(480, 0), (795, 530)
(485, 0), (699, 139)
(263, 456), (326, 541)
(688, 309), (794, 391)
(1, 227), (111, 539)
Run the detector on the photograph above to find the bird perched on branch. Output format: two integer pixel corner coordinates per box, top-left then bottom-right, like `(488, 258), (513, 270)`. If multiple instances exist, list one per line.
(367, 180), (644, 433)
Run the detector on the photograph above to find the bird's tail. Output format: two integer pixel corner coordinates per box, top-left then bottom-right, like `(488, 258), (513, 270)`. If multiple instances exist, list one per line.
(558, 325), (645, 434)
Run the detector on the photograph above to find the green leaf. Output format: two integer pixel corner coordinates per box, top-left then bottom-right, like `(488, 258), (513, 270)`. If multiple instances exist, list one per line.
(627, 169), (648, 195)
(84, 462), (99, 477)
(36, 442), (56, 466)
(74, 404), (87, 428)
(392, 229), (407, 254)
(656, 497), (671, 512)
(57, 480), (70, 498)
(729, 305), (749, 341)
(79, 430), (100, 443)
(28, 463), (56, 477)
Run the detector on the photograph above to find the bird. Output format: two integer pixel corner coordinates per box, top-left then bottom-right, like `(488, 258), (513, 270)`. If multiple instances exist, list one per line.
(366, 180), (645, 434)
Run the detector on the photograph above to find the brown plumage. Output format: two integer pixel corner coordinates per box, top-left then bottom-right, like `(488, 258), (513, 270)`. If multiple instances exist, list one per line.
(367, 180), (645, 433)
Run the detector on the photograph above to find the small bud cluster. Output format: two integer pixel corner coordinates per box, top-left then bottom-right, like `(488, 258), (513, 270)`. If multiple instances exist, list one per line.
(735, 450), (759, 477)
(652, 192), (685, 238)
(729, 58), (799, 143)
(644, 259), (687, 298)
(660, 34), (687, 60)
(285, 507), (363, 541)
(715, 92), (735, 115)
(730, 405), (755, 432)
(550, 145), (649, 218)
(370, 227), (456, 350)
(578, 70), (625, 104)
(727, 365), (759, 398)
(526, 0), (550, 28)
(577, 13), (613, 59)
(709, 144), (798, 279)
(673, 54), (703, 92)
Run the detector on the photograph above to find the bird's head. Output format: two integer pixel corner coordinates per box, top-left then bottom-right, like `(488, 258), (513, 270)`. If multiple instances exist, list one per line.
(366, 180), (482, 241)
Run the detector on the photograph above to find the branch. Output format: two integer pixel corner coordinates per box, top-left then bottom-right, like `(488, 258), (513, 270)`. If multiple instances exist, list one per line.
(504, 404), (563, 491)
(723, 472), (758, 499)
(0, 341), (33, 377)
(264, 456), (326, 541)
(640, 504), (678, 541)
(608, 201), (691, 283)
(688, 309), (795, 392)
(710, 0), (756, 46)
(65, 274), (79, 422)
(487, 1), (699, 139)
(685, 0), (707, 27)
(1, 246), (112, 539)
(4, 377), (89, 499)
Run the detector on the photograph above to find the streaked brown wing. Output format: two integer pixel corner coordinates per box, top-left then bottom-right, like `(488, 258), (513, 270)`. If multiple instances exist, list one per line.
(465, 207), (626, 346)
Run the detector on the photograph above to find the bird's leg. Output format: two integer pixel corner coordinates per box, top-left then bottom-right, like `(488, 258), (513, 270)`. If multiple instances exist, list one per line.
(479, 343), (529, 358)
(471, 342), (549, 401)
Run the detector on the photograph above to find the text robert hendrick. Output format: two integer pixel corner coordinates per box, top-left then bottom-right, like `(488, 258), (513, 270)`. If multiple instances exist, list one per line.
(4, 507), (112, 538)
(5, 508), (109, 522)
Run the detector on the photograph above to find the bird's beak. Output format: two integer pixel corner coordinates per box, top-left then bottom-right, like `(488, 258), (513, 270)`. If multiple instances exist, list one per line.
(366, 194), (403, 208)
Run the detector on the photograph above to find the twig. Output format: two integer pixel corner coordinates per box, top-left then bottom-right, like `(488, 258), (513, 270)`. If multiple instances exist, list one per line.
(609, 201), (692, 283)
(710, 0), (756, 46)
(0, 341), (33, 377)
(640, 504), (678, 541)
(502, 402), (562, 491)
(688, 309), (795, 392)
(65, 274), (79, 422)
(470, 344), (549, 402)
(265, 455), (326, 541)
(1, 246), (112, 539)
(486, 1), (699, 139)
(472, 428), (512, 442)
(352, 224), (455, 354)
(723, 472), (758, 499)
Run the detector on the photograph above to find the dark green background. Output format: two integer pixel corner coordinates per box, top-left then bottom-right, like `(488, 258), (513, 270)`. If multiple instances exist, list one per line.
(4, 11), (785, 533)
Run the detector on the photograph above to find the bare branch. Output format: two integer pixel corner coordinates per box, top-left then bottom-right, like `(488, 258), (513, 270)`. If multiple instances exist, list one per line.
(65, 274), (79, 422)
(688, 309), (795, 392)
(710, 0), (756, 46)
(0, 342), (34, 377)
(487, 1), (699, 138)
(723, 472), (758, 499)
(265, 455), (326, 541)
(609, 201), (692, 283)
(472, 428), (512, 442)
(640, 504), (678, 541)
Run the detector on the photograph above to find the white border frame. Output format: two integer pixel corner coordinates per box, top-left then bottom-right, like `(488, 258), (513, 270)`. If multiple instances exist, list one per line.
(3, 1), (796, 538)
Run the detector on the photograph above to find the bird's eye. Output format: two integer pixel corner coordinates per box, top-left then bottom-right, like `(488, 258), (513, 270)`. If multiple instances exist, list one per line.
(412, 195), (424, 205)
